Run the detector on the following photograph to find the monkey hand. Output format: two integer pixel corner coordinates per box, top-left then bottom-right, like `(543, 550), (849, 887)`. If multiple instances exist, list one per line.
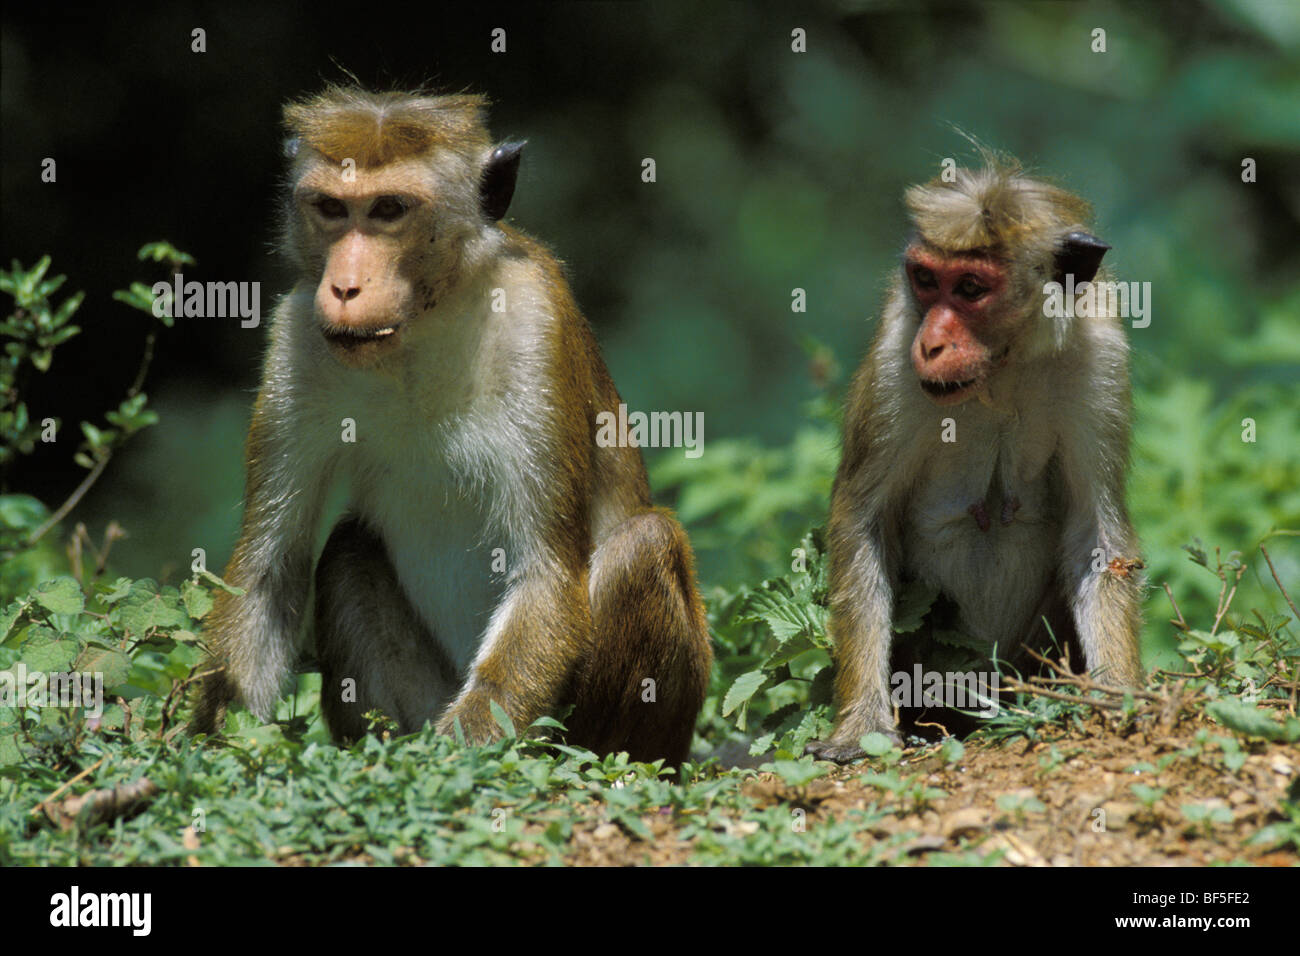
(435, 689), (516, 746)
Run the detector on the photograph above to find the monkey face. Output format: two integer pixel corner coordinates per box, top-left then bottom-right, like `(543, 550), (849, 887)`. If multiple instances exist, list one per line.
(287, 136), (524, 369)
(293, 161), (439, 367)
(311, 222), (417, 366)
(904, 246), (1010, 405)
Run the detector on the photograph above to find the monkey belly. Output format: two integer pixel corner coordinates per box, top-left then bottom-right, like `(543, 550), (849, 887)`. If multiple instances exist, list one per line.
(348, 456), (507, 684)
(904, 496), (1059, 648)
(379, 520), (505, 681)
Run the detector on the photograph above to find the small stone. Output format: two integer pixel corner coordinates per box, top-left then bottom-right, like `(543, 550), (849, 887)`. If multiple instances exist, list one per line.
(942, 808), (991, 840)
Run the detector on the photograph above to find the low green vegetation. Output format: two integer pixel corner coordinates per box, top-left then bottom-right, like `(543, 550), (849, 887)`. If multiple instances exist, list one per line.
(1, 245), (1296, 866)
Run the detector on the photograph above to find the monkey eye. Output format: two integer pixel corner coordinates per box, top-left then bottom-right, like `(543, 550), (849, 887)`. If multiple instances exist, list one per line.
(910, 265), (938, 290)
(312, 197), (348, 220)
(369, 196), (408, 222)
(955, 275), (988, 301)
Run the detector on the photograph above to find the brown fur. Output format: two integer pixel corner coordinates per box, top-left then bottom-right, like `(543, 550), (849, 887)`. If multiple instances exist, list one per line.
(807, 157), (1144, 763)
(284, 86), (490, 168)
(190, 88), (713, 768)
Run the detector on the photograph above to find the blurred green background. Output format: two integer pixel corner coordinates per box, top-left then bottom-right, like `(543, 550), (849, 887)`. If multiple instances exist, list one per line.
(3, 0), (1298, 667)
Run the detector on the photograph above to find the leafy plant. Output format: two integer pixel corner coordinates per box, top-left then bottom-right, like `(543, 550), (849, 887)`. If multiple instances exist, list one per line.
(1, 244), (190, 581)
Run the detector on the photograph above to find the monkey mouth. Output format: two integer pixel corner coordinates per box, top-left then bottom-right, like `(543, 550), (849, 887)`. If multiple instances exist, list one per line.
(322, 323), (402, 349)
(920, 377), (979, 402)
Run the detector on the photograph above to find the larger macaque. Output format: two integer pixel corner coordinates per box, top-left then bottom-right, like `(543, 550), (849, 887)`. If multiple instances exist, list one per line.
(808, 153), (1144, 762)
(189, 87), (712, 766)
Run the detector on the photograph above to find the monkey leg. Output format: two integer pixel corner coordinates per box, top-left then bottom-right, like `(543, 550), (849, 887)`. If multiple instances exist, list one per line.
(565, 510), (713, 768)
(313, 516), (461, 743)
(189, 668), (236, 736)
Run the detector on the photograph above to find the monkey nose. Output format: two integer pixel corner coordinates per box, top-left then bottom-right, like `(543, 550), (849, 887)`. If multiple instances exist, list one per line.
(331, 285), (361, 302)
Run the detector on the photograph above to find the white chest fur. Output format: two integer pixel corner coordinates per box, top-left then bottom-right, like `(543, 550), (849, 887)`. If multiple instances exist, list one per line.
(306, 284), (548, 678)
(902, 395), (1063, 646)
(350, 426), (506, 678)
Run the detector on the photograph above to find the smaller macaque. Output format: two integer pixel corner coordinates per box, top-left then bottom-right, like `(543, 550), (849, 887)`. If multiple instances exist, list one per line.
(808, 152), (1144, 762)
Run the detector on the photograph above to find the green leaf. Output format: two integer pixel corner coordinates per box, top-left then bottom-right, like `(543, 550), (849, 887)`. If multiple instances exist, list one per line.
(197, 568), (244, 595)
(181, 580), (214, 619)
(489, 699), (516, 738)
(859, 732), (896, 757)
(113, 282), (160, 316)
(1207, 698), (1291, 741)
(73, 644), (131, 690)
(116, 581), (189, 635)
(1131, 783), (1166, 805)
(521, 761), (551, 790)
(940, 738), (966, 764)
(762, 632), (816, 669)
(137, 241), (196, 266)
(721, 669), (767, 717)
(20, 636), (79, 673)
(33, 577), (84, 616)
(0, 600), (26, 642)
(98, 578), (134, 604)
(769, 755), (828, 786)
(861, 770), (904, 794)
(610, 809), (651, 841)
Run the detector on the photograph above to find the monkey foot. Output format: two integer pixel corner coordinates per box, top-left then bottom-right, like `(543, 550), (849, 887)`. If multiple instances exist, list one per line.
(967, 501), (991, 532)
(805, 729), (902, 764)
(804, 739), (866, 763)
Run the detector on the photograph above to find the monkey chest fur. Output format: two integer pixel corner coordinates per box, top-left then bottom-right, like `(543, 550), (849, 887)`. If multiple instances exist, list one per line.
(901, 409), (1063, 646)
(333, 377), (527, 680)
(350, 442), (507, 679)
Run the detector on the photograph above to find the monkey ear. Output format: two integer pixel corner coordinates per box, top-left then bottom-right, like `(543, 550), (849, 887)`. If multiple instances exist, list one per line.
(480, 141), (525, 221)
(283, 137), (301, 159)
(1054, 231), (1110, 285)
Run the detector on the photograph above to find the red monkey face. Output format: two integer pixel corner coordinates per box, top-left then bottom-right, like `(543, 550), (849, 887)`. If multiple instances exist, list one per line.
(904, 246), (1009, 406)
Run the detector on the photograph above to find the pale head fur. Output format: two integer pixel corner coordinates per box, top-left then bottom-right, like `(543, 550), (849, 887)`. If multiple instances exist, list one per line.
(904, 148), (1107, 363)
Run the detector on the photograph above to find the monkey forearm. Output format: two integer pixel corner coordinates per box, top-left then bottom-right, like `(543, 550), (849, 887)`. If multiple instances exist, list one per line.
(206, 546), (315, 719)
(436, 572), (592, 742)
(1067, 550), (1144, 687)
(816, 523), (899, 755)
(1062, 507), (1144, 687)
(203, 411), (332, 720)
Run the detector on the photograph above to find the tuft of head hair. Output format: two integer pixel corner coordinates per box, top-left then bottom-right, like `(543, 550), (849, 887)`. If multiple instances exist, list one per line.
(283, 85), (492, 168)
(905, 147), (1092, 256)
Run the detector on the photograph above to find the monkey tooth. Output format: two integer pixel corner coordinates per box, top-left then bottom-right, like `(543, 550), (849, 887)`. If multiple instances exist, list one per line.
(324, 324), (400, 343)
(921, 378), (976, 398)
